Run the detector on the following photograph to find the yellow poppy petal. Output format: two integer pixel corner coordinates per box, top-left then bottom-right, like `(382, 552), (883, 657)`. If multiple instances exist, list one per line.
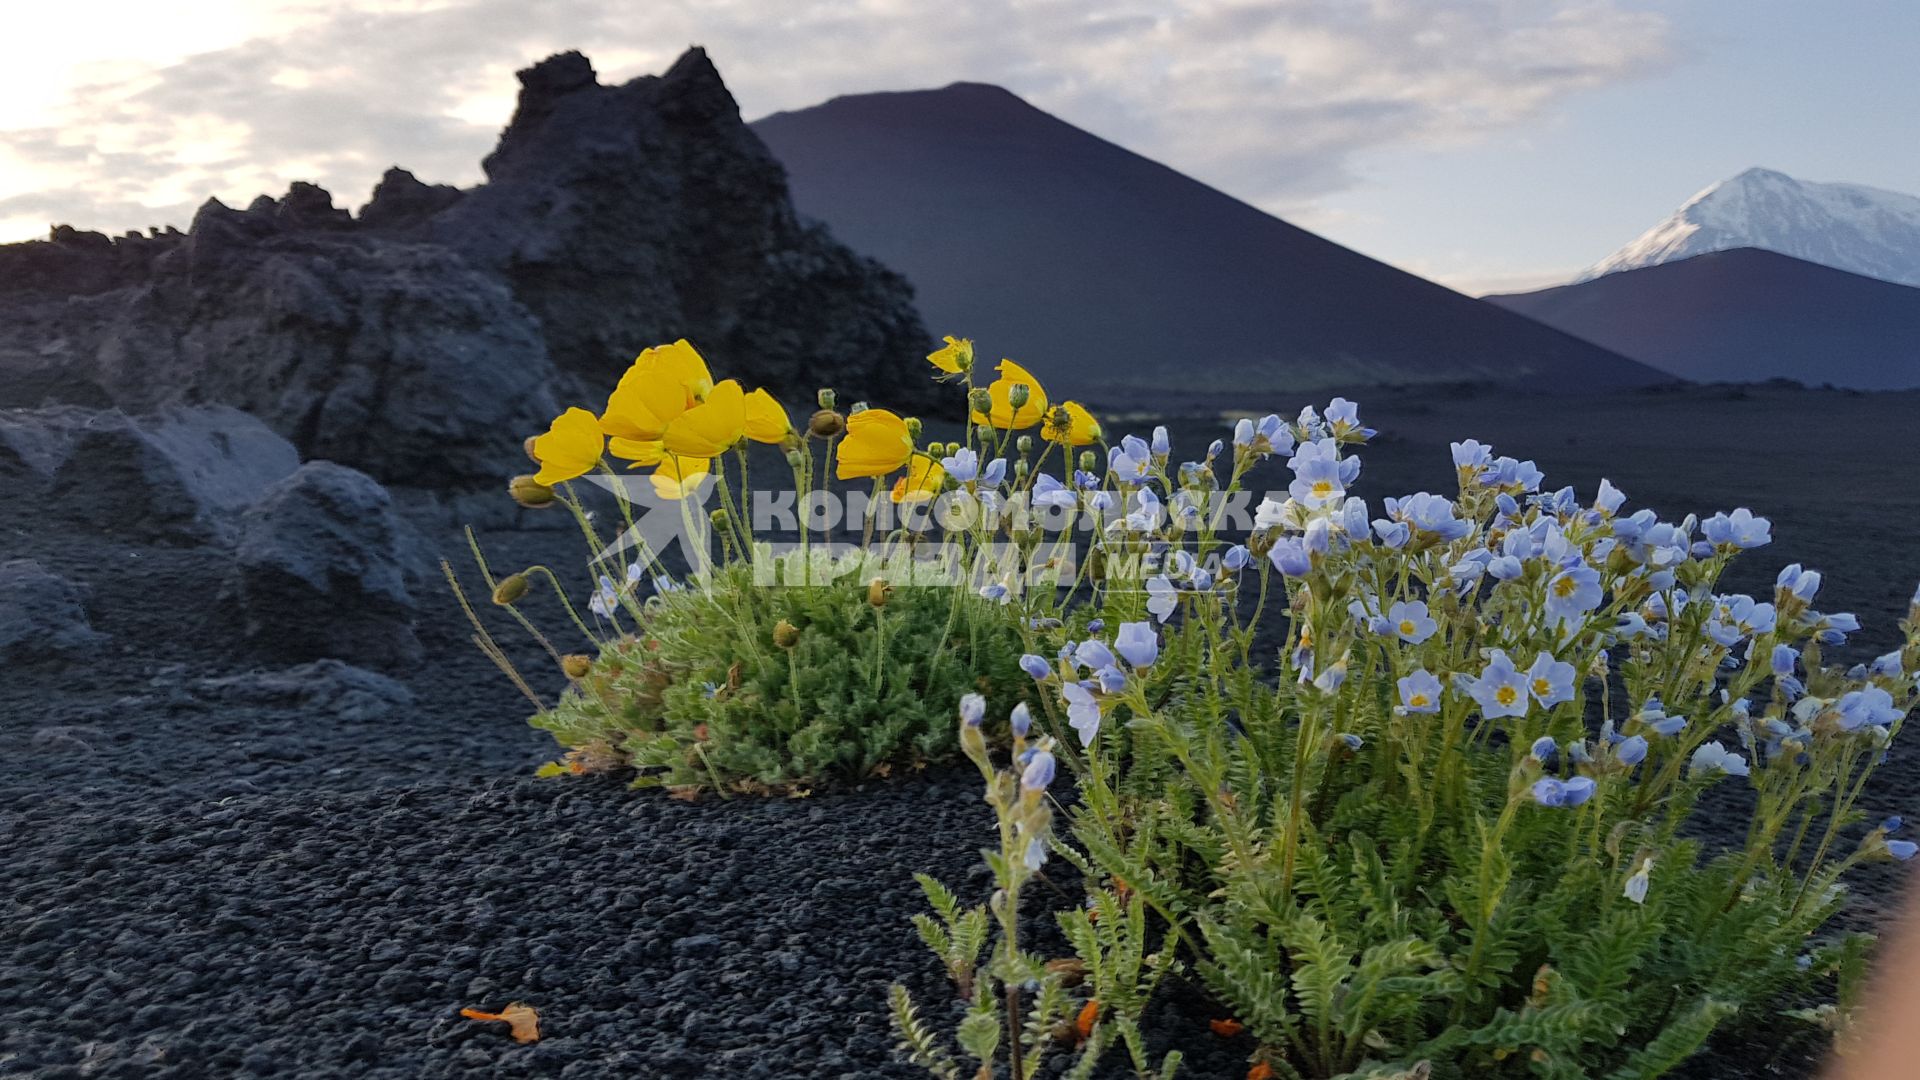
(661, 380), (746, 458)
(608, 437), (664, 466)
(891, 455), (946, 503)
(836, 408), (915, 480)
(648, 339), (714, 402)
(1044, 401), (1102, 446)
(531, 407), (603, 486)
(650, 454), (712, 500)
(743, 388), (791, 443)
(926, 335), (973, 375)
(970, 359), (1049, 429)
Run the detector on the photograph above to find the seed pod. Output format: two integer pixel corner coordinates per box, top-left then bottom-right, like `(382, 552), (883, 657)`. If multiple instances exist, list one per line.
(816, 388), (836, 409)
(967, 388), (993, 415)
(561, 654), (593, 679)
(508, 474), (556, 508)
(492, 573), (530, 606)
(868, 577), (892, 608)
(1008, 384), (1031, 409)
(773, 619), (801, 649)
(808, 409), (846, 438)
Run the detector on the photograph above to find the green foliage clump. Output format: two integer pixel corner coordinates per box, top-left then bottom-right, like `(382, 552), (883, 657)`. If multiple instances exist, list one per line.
(529, 560), (1025, 792)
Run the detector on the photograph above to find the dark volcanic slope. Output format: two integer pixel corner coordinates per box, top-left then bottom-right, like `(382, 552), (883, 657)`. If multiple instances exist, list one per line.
(752, 84), (1663, 401)
(1488, 248), (1920, 389)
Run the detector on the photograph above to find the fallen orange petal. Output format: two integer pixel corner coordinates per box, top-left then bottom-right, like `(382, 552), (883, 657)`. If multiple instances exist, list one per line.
(461, 1003), (541, 1044)
(1247, 1064), (1274, 1080)
(1075, 999), (1100, 1041)
(1210, 1018), (1245, 1038)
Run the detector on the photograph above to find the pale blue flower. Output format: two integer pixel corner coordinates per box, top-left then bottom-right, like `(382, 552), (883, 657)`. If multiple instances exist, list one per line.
(1074, 639), (1117, 671)
(1595, 478), (1627, 515)
(1232, 417), (1254, 447)
(1532, 776), (1596, 807)
(959, 693), (987, 727)
(1688, 740), (1750, 778)
(1325, 398), (1374, 439)
(1223, 545), (1250, 572)
(1010, 703), (1032, 738)
(1062, 682), (1101, 746)
(1530, 736), (1557, 762)
(1288, 438), (1345, 507)
(1527, 652), (1578, 708)
(1398, 669), (1442, 713)
(981, 458), (1008, 486)
(941, 446), (980, 483)
(1304, 517), (1332, 554)
(1020, 653), (1052, 681)
(1771, 644), (1798, 677)
(1373, 519), (1410, 548)
(1615, 735), (1649, 766)
(1021, 749), (1056, 790)
(1700, 507), (1772, 549)
(1340, 497), (1369, 542)
(979, 583), (1011, 604)
(1313, 660), (1348, 694)
(1151, 426), (1170, 456)
(1115, 621), (1160, 668)
(1337, 732), (1364, 751)
(1890, 840), (1918, 861)
(1146, 575), (1178, 622)
(1488, 554), (1524, 581)
(588, 575), (620, 618)
(1109, 438), (1151, 484)
(1624, 859), (1652, 904)
(1387, 600), (1438, 644)
(1469, 650), (1531, 718)
(1206, 438), (1225, 459)
(1451, 439), (1492, 473)
(1545, 564), (1604, 622)
(1096, 665), (1127, 694)
(1268, 538), (1312, 577)
(1394, 492), (1472, 541)
(1032, 473), (1076, 510)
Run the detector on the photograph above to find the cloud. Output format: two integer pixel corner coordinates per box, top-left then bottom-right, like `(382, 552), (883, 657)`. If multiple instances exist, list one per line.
(0, 0), (1673, 243)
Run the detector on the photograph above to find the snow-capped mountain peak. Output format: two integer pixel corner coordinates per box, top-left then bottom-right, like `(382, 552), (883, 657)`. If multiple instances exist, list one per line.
(1581, 167), (1920, 287)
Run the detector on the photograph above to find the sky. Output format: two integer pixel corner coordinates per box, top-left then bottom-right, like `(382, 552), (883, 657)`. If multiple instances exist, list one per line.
(3, 0), (1916, 295)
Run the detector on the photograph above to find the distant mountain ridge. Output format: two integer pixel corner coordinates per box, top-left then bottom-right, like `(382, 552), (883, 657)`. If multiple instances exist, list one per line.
(1583, 167), (1920, 288)
(753, 83), (1663, 402)
(1490, 248), (1920, 390)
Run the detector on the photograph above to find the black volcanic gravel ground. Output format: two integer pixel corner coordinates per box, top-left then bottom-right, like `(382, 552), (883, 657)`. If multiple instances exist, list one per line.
(4, 385), (1920, 1078)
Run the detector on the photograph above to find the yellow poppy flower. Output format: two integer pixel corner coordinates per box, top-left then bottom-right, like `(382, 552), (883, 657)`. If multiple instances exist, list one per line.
(743, 388), (792, 444)
(661, 379), (746, 458)
(1043, 401), (1102, 446)
(600, 339), (714, 440)
(971, 359), (1049, 429)
(926, 335), (974, 377)
(608, 437), (664, 467)
(835, 408), (915, 480)
(531, 407), (604, 486)
(650, 454), (712, 500)
(891, 454), (946, 503)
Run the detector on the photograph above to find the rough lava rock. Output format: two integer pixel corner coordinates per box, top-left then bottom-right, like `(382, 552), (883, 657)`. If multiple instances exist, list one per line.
(231, 462), (435, 669)
(0, 48), (934, 486)
(0, 559), (105, 662)
(0, 404), (300, 544)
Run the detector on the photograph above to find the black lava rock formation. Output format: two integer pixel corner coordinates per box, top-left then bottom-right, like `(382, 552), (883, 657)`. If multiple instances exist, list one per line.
(0, 48), (933, 488)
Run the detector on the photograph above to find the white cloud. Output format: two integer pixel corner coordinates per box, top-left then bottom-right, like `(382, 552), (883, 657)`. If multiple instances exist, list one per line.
(0, 0), (1673, 244)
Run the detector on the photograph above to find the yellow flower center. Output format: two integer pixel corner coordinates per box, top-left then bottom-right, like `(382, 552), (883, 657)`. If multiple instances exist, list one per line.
(1496, 685), (1519, 706)
(1554, 577), (1578, 597)
(1312, 481), (1335, 498)
(1533, 679), (1552, 697)
(1409, 693), (1431, 708)
(1399, 620), (1417, 636)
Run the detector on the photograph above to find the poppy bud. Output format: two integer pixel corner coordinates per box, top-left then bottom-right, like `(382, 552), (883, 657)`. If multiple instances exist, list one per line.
(868, 577), (891, 607)
(522, 436), (541, 464)
(904, 417), (923, 439)
(773, 619), (801, 649)
(968, 388), (993, 415)
(849, 402), (869, 415)
(492, 573), (530, 606)
(561, 654), (592, 679)
(817, 388), (836, 409)
(508, 474), (555, 508)
(710, 507), (731, 529)
(1014, 459), (1030, 481)
(808, 409), (846, 438)
(1078, 450), (1096, 472)
(785, 449), (806, 468)
(1016, 435), (1033, 454)
(1008, 384), (1031, 409)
